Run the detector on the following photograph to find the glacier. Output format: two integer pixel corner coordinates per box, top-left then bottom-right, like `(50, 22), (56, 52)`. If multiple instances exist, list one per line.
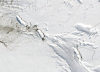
(0, 0), (100, 72)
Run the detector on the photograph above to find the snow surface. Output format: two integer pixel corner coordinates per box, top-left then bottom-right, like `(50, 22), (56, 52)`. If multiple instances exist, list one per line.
(0, 0), (100, 72)
(75, 23), (98, 36)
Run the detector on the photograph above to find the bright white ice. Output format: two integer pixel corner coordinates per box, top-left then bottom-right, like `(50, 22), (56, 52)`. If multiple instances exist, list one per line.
(0, 0), (100, 72)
